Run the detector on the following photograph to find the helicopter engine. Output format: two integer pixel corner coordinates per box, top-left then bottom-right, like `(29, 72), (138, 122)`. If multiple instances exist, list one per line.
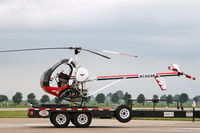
(63, 83), (88, 102)
(67, 67), (89, 102)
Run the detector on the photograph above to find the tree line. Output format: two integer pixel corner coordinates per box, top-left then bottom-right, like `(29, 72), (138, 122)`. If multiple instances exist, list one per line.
(94, 91), (131, 104)
(0, 91), (199, 106)
(94, 92), (195, 107)
(0, 92), (50, 104)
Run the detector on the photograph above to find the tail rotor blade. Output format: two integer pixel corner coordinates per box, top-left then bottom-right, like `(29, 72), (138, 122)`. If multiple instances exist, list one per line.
(168, 64), (181, 72)
(183, 73), (196, 80)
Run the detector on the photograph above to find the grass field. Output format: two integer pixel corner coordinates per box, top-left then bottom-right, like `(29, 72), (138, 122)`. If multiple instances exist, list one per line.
(0, 111), (28, 118)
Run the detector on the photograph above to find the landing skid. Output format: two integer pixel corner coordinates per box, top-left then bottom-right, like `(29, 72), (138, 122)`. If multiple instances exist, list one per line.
(55, 96), (86, 107)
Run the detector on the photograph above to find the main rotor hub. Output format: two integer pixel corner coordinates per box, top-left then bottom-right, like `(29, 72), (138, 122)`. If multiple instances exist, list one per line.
(73, 47), (82, 55)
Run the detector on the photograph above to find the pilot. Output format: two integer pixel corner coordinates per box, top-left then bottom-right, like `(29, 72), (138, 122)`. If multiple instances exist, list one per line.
(57, 72), (70, 87)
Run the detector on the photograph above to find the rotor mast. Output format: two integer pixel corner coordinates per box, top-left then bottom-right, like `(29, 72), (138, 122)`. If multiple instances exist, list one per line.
(74, 47), (82, 70)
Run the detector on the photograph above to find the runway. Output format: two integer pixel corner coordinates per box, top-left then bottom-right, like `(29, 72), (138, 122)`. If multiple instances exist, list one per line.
(0, 118), (200, 133)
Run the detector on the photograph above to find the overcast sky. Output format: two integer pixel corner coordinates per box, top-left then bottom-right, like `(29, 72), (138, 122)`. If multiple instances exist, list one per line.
(0, 0), (199, 100)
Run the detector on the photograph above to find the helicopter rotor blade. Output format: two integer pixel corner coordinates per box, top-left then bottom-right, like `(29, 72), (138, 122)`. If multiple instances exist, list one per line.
(0, 47), (74, 53)
(102, 50), (138, 58)
(82, 48), (111, 59)
(0, 47), (111, 59)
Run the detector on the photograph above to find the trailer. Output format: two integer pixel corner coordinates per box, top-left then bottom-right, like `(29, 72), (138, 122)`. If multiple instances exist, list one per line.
(28, 104), (133, 128)
(28, 103), (200, 128)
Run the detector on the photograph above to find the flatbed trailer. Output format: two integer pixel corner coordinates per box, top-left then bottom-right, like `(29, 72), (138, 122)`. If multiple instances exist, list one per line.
(28, 104), (132, 128)
(28, 104), (200, 128)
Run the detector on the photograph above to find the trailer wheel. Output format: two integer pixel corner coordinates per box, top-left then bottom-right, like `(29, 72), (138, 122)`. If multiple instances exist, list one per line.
(51, 113), (70, 128)
(72, 113), (92, 128)
(115, 105), (132, 123)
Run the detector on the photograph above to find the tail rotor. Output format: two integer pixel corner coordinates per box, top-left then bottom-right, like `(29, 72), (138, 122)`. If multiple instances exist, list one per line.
(168, 64), (196, 80)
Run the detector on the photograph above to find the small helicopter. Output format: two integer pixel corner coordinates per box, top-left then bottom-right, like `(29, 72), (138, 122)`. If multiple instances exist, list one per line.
(0, 47), (196, 106)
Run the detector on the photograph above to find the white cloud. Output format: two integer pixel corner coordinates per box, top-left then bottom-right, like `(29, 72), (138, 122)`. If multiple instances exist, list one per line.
(1, 0), (200, 31)
(0, 0), (117, 29)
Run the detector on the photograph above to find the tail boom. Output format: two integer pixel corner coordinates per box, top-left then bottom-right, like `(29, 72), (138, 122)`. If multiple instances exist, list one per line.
(97, 72), (179, 81)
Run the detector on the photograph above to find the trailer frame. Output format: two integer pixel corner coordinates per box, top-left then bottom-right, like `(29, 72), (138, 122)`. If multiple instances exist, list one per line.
(28, 101), (200, 128)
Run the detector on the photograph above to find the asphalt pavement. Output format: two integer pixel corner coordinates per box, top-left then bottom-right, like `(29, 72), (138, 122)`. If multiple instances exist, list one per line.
(0, 118), (200, 133)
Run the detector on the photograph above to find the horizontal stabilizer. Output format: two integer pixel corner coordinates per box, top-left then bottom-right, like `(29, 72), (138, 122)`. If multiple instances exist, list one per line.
(155, 77), (167, 91)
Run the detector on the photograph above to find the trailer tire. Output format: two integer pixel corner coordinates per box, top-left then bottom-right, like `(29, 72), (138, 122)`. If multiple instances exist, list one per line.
(115, 105), (132, 123)
(51, 113), (70, 128)
(72, 113), (92, 128)
(50, 116), (53, 125)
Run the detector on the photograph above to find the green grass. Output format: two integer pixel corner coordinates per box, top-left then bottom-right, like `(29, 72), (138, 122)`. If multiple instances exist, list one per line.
(0, 111), (28, 118)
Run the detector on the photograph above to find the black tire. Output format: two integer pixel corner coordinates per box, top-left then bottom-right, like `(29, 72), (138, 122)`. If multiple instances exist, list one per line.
(51, 113), (70, 128)
(115, 105), (132, 123)
(50, 116), (53, 125)
(72, 113), (92, 128)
